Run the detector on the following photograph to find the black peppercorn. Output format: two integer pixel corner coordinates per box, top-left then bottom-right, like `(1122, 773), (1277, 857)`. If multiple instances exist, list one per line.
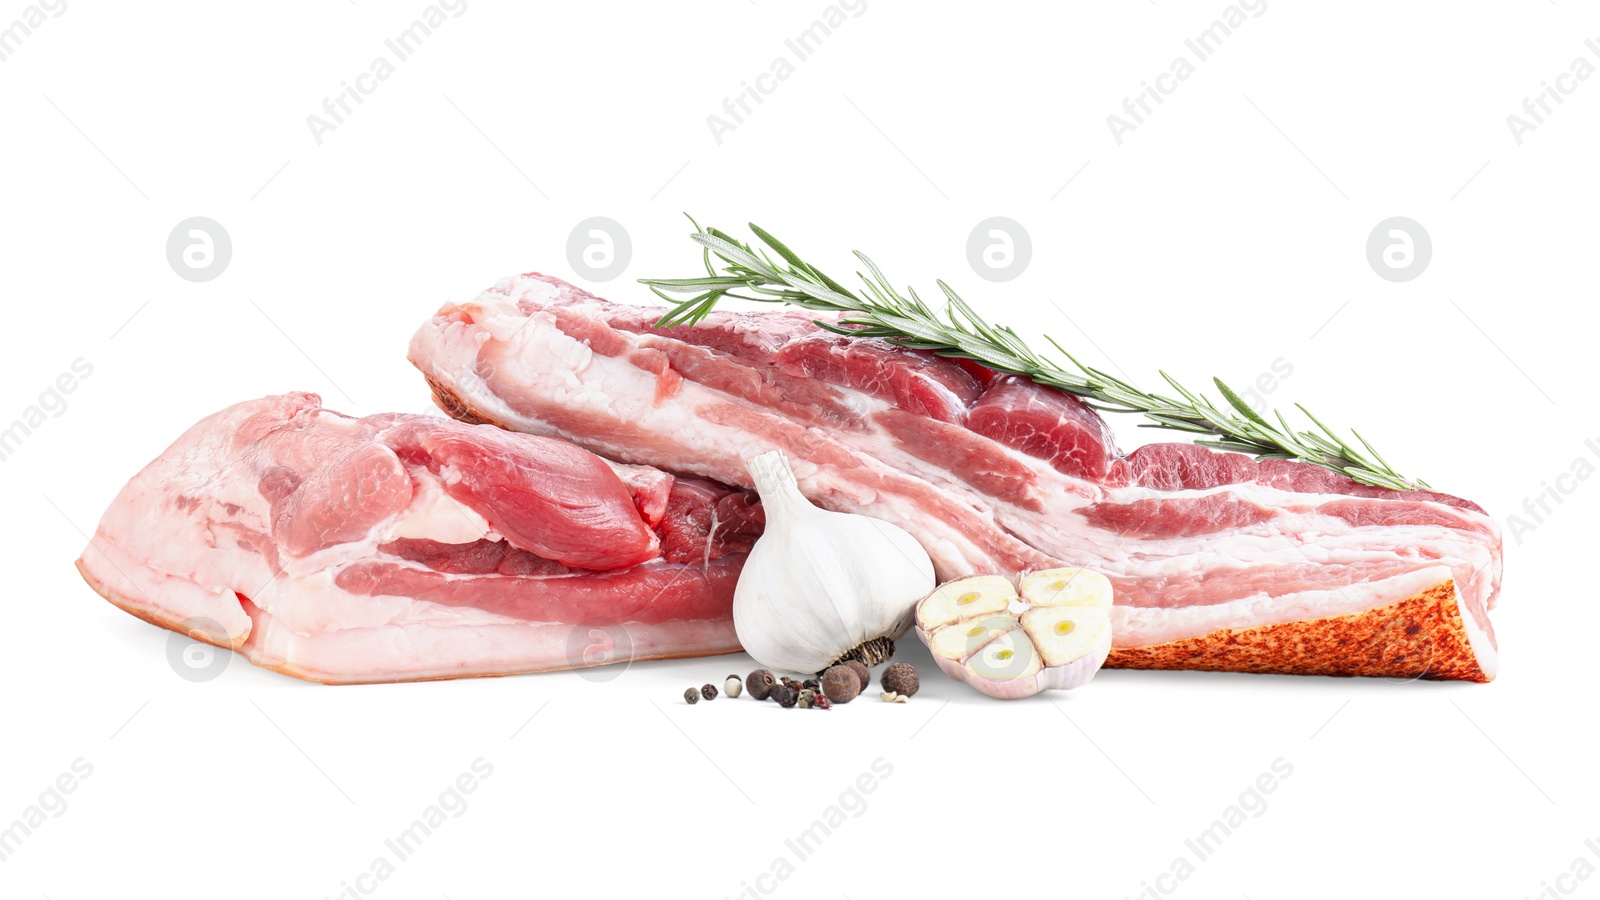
(701, 683), (718, 701)
(773, 686), (799, 708)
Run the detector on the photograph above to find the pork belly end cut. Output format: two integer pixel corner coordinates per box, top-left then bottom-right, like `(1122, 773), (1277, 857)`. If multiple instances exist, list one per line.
(74, 392), (761, 684)
(1106, 575), (1494, 682)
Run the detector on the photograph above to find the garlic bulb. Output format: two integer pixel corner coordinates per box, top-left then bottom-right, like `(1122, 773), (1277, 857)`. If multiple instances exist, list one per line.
(733, 451), (936, 673)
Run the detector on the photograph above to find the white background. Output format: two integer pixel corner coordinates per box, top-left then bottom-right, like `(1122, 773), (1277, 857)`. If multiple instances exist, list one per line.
(2, 2), (1597, 898)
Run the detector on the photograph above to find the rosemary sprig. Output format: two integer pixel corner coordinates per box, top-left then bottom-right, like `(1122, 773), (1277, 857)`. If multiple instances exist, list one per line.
(639, 219), (1428, 491)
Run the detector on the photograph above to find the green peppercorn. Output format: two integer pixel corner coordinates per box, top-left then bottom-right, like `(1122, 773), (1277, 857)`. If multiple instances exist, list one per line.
(683, 687), (699, 705)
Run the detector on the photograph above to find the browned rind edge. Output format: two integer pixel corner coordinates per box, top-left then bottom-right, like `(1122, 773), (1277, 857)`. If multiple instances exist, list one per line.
(76, 556), (248, 650)
(425, 375), (492, 426)
(1104, 579), (1489, 682)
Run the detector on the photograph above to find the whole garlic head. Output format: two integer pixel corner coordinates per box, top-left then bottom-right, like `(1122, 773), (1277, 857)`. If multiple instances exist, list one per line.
(733, 451), (936, 674)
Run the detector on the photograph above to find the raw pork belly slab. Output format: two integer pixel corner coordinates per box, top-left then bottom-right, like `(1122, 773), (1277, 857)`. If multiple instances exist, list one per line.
(410, 273), (1505, 681)
(75, 393), (761, 684)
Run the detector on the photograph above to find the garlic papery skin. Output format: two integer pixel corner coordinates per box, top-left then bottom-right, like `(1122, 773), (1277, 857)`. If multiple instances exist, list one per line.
(733, 450), (936, 674)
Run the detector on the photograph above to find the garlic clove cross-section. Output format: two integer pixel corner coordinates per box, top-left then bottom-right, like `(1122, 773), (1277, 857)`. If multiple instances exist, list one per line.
(1019, 569), (1115, 611)
(915, 567), (1114, 700)
(916, 576), (1017, 630)
(926, 612), (1015, 662)
(965, 628), (1042, 686)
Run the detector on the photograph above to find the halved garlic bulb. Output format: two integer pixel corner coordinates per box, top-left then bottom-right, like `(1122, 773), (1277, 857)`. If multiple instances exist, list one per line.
(915, 567), (1114, 699)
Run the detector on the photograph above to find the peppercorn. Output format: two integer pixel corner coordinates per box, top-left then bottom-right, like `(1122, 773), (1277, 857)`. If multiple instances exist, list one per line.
(683, 687), (700, 705)
(814, 695), (833, 710)
(797, 688), (818, 709)
(701, 683), (718, 701)
(844, 660), (871, 692)
(723, 674), (743, 699)
(821, 665), (861, 704)
(802, 678), (820, 691)
(747, 669), (777, 701)
(881, 662), (919, 697)
(773, 685), (799, 708)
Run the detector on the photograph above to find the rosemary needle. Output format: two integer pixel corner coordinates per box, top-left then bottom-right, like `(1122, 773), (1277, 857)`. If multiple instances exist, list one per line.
(640, 219), (1427, 491)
